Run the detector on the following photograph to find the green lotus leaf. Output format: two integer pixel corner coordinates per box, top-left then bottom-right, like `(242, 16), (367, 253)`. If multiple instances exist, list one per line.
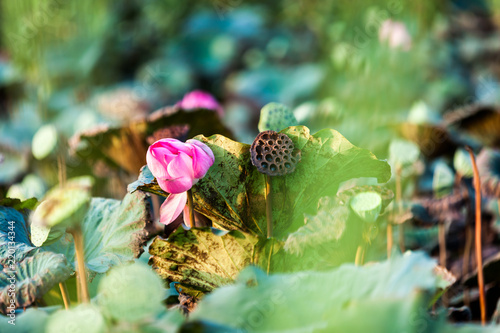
(127, 165), (166, 197)
(0, 197), (38, 211)
(189, 252), (456, 332)
(0, 308), (49, 333)
(134, 126), (390, 238)
(43, 191), (151, 275)
(0, 251), (72, 314)
(98, 262), (164, 322)
(0, 207), (36, 265)
(46, 304), (106, 333)
(149, 227), (265, 294)
(284, 204), (349, 255)
(193, 126), (390, 237)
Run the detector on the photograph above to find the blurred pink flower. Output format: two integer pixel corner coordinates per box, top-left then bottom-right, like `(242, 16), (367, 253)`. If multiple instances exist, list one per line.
(379, 19), (412, 51)
(176, 90), (224, 117)
(147, 138), (214, 226)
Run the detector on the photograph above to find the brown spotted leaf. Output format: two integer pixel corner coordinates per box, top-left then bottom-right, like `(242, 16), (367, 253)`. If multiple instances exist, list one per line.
(149, 228), (262, 294)
(70, 107), (233, 174)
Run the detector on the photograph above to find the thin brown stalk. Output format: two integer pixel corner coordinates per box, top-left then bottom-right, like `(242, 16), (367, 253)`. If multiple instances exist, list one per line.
(396, 166), (405, 253)
(265, 175), (273, 239)
(438, 222), (448, 307)
(462, 225), (473, 307)
(355, 245), (365, 266)
(59, 282), (70, 309)
(187, 189), (195, 228)
(466, 146), (486, 325)
(387, 224), (393, 259)
(70, 227), (90, 303)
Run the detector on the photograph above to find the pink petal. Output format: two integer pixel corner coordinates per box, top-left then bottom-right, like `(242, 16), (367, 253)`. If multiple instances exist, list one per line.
(159, 192), (187, 226)
(190, 144), (215, 179)
(187, 139), (215, 161)
(157, 176), (193, 194)
(162, 139), (192, 155)
(167, 151), (194, 179)
(147, 146), (173, 179)
(183, 205), (192, 229)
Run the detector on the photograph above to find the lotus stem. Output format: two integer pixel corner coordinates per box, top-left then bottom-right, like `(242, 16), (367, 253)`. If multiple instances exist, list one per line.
(59, 282), (70, 309)
(463, 224), (473, 307)
(355, 244), (365, 266)
(387, 224), (393, 259)
(395, 166), (405, 253)
(57, 154), (66, 187)
(438, 222), (448, 307)
(187, 189), (195, 228)
(70, 226), (90, 303)
(466, 146), (486, 325)
(265, 175), (273, 239)
(438, 222), (447, 268)
(267, 238), (274, 275)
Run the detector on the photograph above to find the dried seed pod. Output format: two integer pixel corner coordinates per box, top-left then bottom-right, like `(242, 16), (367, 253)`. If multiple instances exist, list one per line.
(250, 131), (301, 176)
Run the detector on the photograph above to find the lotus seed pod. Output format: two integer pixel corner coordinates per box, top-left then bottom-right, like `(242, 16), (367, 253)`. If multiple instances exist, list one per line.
(30, 221), (66, 247)
(250, 131), (301, 176)
(31, 177), (92, 229)
(258, 102), (297, 132)
(337, 185), (394, 214)
(349, 191), (383, 223)
(453, 148), (473, 177)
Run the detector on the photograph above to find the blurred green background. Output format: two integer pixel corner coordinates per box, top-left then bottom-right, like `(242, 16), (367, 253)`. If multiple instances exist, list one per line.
(1, 0), (500, 199)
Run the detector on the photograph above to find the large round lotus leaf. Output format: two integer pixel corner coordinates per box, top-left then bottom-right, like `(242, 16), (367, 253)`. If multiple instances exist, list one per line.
(0, 251), (72, 314)
(349, 191), (382, 223)
(32, 124), (58, 160)
(31, 177), (92, 228)
(0, 308), (48, 333)
(389, 139), (420, 167)
(98, 262), (164, 322)
(258, 102), (297, 132)
(46, 305), (106, 333)
(31, 222), (65, 247)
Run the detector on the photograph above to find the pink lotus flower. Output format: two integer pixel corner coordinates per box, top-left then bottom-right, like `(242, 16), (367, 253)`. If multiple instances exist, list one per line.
(147, 138), (215, 227)
(176, 90), (224, 117)
(379, 19), (412, 51)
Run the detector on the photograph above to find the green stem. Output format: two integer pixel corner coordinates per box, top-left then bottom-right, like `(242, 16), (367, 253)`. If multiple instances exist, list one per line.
(187, 189), (195, 228)
(438, 222), (447, 307)
(355, 245), (365, 266)
(59, 282), (70, 310)
(396, 166), (405, 253)
(267, 238), (274, 275)
(70, 227), (89, 303)
(387, 224), (393, 259)
(265, 175), (273, 239)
